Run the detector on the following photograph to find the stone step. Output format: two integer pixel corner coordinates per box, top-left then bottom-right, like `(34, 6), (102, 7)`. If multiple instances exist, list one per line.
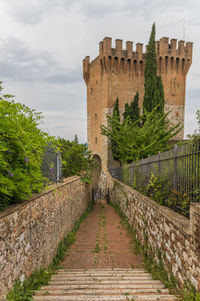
(49, 281), (164, 286)
(50, 277), (153, 282)
(57, 270), (146, 275)
(39, 283), (165, 290)
(52, 275), (159, 279)
(33, 294), (178, 300)
(33, 268), (178, 301)
(35, 288), (170, 295)
(55, 273), (151, 277)
(59, 267), (145, 273)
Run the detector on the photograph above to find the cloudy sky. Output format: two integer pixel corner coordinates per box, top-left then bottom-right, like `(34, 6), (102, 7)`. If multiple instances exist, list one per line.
(0, 0), (199, 142)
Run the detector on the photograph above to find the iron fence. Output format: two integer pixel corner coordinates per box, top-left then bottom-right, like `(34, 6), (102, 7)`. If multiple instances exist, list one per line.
(109, 142), (200, 217)
(41, 144), (62, 183)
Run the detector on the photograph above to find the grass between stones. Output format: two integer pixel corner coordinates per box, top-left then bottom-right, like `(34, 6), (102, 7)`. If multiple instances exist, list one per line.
(6, 202), (93, 301)
(92, 204), (108, 267)
(110, 202), (200, 301)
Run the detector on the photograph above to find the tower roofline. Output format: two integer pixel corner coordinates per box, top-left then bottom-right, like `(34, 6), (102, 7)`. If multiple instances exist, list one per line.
(97, 36), (193, 59)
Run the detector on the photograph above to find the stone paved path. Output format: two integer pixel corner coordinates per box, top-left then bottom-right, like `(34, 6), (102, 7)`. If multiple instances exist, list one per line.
(61, 200), (143, 269)
(34, 201), (178, 300)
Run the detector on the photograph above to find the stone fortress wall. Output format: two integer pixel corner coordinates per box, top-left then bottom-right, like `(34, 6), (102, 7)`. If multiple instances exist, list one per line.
(0, 176), (91, 300)
(83, 36), (193, 170)
(107, 172), (200, 291)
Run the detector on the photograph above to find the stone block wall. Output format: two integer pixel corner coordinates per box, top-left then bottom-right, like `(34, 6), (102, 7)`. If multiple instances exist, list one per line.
(107, 173), (200, 291)
(0, 176), (91, 300)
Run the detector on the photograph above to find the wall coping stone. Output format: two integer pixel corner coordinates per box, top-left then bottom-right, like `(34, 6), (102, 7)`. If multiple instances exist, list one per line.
(114, 178), (190, 235)
(0, 176), (80, 220)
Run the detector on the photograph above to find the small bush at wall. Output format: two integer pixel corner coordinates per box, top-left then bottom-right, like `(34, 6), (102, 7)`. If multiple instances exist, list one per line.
(143, 173), (191, 216)
(57, 136), (95, 184)
(146, 173), (172, 205)
(6, 270), (51, 301)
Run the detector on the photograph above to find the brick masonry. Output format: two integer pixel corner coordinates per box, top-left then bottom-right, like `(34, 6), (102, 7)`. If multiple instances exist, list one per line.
(0, 176), (91, 300)
(83, 37), (193, 170)
(107, 173), (200, 291)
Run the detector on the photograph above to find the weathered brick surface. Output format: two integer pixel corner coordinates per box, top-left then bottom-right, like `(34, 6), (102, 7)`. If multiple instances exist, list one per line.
(0, 176), (90, 300)
(107, 173), (200, 291)
(61, 200), (143, 269)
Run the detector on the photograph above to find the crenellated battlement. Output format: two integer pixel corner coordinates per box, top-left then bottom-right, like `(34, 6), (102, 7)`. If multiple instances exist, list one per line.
(98, 36), (193, 59)
(99, 37), (145, 59)
(83, 36), (193, 81)
(156, 37), (193, 76)
(156, 37), (193, 58)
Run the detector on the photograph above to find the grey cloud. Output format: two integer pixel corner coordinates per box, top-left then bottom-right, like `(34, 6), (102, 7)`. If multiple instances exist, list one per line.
(69, 0), (200, 24)
(3, 0), (75, 24)
(4, 0), (200, 25)
(3, 0), (59, 24)
(0, 37), (82, 84)
(187, 88), (200, 100)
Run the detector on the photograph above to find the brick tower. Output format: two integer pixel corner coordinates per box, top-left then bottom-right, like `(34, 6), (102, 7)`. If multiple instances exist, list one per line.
(83, 37), (193, 171)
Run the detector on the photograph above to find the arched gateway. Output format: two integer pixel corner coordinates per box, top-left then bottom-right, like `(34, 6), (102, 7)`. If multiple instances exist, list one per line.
(91, 154), (102, 191)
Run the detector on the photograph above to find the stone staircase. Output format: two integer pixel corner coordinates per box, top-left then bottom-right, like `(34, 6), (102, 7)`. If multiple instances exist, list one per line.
(33, 268), (178, 301)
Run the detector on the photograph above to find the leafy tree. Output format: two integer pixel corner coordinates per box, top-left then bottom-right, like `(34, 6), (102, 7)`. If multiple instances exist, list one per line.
(101, 106), (181, 164)
(195, 110), (200, 137)
(57, 137), (94, 183)
(0, 84), (52, 209)
(187, 110), (200, 141)
(74, 134), (79, 144)
(143, 23), (164, 114)
(123, 91), (140, 124)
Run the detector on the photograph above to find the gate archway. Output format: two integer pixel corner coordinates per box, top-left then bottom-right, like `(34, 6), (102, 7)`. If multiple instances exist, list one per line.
(92, 154), (102, 191)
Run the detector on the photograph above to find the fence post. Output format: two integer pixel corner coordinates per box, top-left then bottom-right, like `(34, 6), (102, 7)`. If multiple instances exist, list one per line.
(158, 151), (161, 177)
(56, 153), (59, 184)
(197, 142), (199, 191)
(129, 166), (133, 187)
(174, 144), (178, 191)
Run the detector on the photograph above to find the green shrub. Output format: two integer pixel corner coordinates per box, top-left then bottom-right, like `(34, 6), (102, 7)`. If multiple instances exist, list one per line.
(146, 173), (172, 205)
(57, 136), (95, 183)
(0, 85), (53, 209)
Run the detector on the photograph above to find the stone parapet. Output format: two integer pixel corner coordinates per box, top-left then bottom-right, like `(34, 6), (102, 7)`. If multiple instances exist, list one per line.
(107, 173), (200, 291)
(0, 176), (91, 300)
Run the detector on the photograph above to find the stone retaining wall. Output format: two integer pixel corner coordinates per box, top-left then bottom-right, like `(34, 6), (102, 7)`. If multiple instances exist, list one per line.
(0, 176), (91, 300)
(107, 173), (200, 290)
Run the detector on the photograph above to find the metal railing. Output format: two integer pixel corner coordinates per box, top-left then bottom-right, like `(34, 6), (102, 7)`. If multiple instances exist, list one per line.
(109, 142), (200, 217)
(41, 144), (62, 184)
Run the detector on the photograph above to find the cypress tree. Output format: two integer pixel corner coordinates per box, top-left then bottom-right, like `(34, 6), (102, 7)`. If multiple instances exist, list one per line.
(143, 23), (165, 114)
(143, 23), (157, 113)
(130, 91), (140, 123)
(111, 97), (120, 160)
(123, 91), (140, 124)
(123, 103), (130, 120)
(155, 76), (164, 113)
(113, 97), (120, 121)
